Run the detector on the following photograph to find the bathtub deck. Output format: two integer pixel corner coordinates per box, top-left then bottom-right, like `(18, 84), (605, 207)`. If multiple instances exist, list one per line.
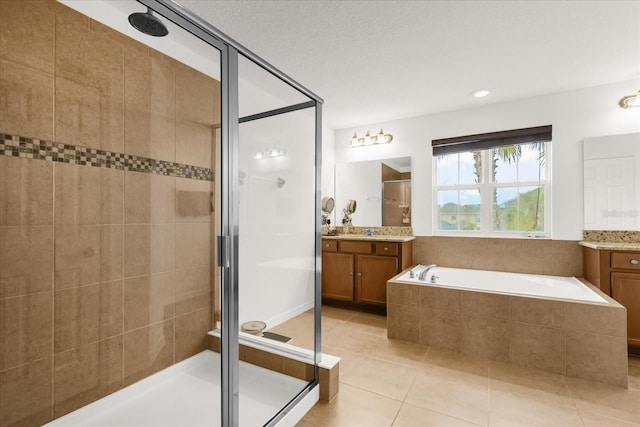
(45, 350), (308, 426)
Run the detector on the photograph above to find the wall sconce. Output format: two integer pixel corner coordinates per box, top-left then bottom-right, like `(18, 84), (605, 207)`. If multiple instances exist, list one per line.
(619, 90), (640, 109)
(350, 129), (393, 148)
(255, 148), (285, 159)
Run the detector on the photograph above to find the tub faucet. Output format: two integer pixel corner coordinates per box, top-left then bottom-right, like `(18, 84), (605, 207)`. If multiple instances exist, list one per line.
(418, 264), (437, 281)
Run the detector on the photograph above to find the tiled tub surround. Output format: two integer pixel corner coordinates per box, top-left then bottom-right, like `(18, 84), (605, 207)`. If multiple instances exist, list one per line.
(0, 1), (220, 425)
(413, 236), (583, 277)
(387, 273), (628, 387)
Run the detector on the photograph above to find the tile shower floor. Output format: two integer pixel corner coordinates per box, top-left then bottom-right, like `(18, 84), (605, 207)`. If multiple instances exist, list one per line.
(269, 306), (640, 427)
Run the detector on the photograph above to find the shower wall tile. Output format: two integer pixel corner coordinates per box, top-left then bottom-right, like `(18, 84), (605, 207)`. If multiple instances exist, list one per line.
(100, 225), (124, 282)
(124, 272), (175, 332)
(0, 59), (54, 141)
(175, 266), (212, 316)
(0, 2), (219, 422)
(175, 307), (212, 363)
(54, 281), (123, 353)
(53, 336), (123, 418)
(55, 15), (123, 100)
(124, 224), (175, 278)
(54, 162), (101, 225)
(0, 0), (54, 73)
(0, 156), (53, 226)
(175, 64), (216, 125)
(123, 320), (174, 386)
(54, 225), (101, 289)
(124, 45), (176, 162)
(0, 291), (53, 371)
(175, 223), (212, 270)
(54, 76), (124, 153)
(176, 121), (214, 169)
(124, 171), (175, 224)
(124, 109), (175, 162)
(0, 226), (54, 298)
(100, 168), (124, 225)
(0, 356), (53, 427)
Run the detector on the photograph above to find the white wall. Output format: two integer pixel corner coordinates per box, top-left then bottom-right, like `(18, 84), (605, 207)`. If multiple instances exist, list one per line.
(332, 80), (640, 240)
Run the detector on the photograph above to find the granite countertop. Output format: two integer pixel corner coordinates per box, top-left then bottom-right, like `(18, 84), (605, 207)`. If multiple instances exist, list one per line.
(579, 241), (640, 251)
(321, 234), (416, 242)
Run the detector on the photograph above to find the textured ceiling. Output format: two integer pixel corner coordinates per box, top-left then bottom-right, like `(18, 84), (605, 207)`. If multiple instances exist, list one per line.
(178, 0), (640, 129)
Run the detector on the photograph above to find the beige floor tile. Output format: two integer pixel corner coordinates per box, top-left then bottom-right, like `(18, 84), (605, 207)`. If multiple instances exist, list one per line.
(580, 410), (640, 427)
(343, 312), (388, 337)
(322, 327), (377, 355)
(565, 376), (640, 424)
(321, 346), (363, 378)
(342, 356), (418, 400)
(393, 403), (482, 427)
(295, 419), (318, 427)
(301, 383), (401, 427)
(367, 336), (428, 368)
(404, 365), (489, 426)
(488, 392), (583, 427)
(489, 360), (574, 408)
(321, 305), (357, 322)
(424, 347), (489, 377)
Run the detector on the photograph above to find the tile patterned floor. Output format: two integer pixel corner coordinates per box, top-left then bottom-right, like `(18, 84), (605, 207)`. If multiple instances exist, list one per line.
(269, 306), (640, 427)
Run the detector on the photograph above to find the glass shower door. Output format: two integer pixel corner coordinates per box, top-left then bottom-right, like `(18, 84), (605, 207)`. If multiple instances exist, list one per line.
(235, 54), (320, 426)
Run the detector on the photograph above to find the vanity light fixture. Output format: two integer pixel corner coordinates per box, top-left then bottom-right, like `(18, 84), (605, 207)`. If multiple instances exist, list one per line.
(254, 148), (285, 159)
(350, 129), (393, 148)
(619, 89), (640, 109)
(472, 88), (491, 98)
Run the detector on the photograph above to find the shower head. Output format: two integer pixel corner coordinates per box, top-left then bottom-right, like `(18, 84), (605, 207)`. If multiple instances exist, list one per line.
(128, 8), (168, 37)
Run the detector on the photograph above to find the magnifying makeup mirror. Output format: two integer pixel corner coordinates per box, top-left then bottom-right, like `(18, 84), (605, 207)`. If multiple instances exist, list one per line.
(321, 197), (336, 235)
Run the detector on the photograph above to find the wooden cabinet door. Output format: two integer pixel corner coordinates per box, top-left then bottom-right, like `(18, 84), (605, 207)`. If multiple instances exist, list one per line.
(611, 272), (640, 347)
(356, 255), (398, 305)
(322, 252), (354, 301)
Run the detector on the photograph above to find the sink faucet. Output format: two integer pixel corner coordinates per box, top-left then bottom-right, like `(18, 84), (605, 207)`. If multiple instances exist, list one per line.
(418, 264), (437, 281)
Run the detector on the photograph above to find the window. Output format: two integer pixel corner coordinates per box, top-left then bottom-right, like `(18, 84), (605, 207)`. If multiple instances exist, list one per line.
(433, 126), (551, 236)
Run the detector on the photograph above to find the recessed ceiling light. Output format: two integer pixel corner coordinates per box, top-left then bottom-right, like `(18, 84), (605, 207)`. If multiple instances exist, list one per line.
(472, 89), (491, 98)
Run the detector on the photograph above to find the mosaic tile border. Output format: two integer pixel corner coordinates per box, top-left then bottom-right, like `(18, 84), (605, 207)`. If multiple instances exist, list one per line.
(0, 133), (214, 181)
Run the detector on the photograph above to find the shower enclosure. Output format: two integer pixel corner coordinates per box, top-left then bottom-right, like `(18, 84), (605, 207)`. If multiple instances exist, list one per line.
(0, 0), (322, 426)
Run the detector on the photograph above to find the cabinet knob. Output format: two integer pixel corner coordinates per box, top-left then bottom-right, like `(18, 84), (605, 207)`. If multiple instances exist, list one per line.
(325, 244), (329, 248)
(383, 247), (388, 251)
(632, 259), (639, 265)
(356, 272), (362, 277)
(348, 272), (353, 276)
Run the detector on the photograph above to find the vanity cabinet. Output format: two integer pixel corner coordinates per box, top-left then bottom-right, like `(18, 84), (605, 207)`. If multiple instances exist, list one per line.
(322, 238), (413, 312)
(583, 246), (640, 348)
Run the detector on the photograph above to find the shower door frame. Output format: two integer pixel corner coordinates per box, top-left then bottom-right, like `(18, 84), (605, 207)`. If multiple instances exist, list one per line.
(137, 1), (323, 426)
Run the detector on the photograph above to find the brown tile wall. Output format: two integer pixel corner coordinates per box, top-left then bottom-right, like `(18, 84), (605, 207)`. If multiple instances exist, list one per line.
(0, 1), (220, 425)
(388, 282), (628, 387)
(413, 236), (583, 277)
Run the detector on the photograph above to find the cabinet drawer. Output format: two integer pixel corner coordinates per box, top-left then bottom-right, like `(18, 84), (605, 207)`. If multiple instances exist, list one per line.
(611, 252), (640, 270)
(374, 242), (399, 256)
(339, 241), (372, 254)
(322, 240), (338, 252)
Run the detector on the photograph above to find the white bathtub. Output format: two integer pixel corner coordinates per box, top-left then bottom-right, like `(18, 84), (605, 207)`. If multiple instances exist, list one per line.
(395, 265), (607, 303)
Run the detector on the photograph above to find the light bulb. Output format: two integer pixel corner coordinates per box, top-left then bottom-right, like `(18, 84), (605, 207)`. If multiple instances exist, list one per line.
(364, 131), (372, 145)
(255, 151), (264, 160)
(351, 133), (359, 147)
(377, 129), (386, 144)
(270, 148), (280, 157)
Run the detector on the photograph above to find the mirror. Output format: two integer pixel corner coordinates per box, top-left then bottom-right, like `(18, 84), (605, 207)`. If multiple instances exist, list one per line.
(335, 157), (411, 227)
(583, 132), (640, 230)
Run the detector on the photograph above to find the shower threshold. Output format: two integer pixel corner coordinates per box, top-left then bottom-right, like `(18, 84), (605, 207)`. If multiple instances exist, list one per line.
(45, 350), (315, 426)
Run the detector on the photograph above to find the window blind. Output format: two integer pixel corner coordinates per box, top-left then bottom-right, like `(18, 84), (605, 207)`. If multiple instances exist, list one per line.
(432, 125), (552, 156)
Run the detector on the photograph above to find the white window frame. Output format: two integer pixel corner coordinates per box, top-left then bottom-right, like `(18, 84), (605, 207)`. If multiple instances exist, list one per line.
(433, 143), (552, 238)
